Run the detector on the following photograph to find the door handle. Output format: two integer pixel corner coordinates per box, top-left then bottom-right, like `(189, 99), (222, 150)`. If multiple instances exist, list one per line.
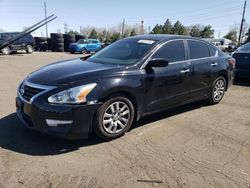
(180, 69), (190, 74)
(211, 62), (218, 67)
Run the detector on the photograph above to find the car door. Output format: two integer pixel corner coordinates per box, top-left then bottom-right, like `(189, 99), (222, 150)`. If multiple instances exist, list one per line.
(86, 39), (95, 52)
(91, 40), (100, 51)
(11, 33), (24, 50)
(187, 40), (217, 99)
(142, 40), (192, 112)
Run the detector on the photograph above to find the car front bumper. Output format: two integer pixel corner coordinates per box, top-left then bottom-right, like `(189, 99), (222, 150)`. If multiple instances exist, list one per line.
(16, 96), (101, 139)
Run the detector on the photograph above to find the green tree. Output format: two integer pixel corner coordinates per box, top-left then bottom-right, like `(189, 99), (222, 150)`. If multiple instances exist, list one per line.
(130, 28), (137, 36)
(200, 25), (214, 38)
(151, 24), (163, 34)
(123, 29), (130, 38)
(224, 30), (238, 43)
(67, 30), (79, 35)
(162, 19), (172, 34)
(89, 28), (98, 39)
(189, 25), (201, 37)
(171, 21), (187, 35)
(110, 32), (121, 42)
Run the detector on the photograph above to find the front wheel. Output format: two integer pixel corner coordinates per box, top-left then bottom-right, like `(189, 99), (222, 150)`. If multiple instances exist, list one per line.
(208, 76), (226, 104)
(1, 47), (11, 55)
(94, 96), (135, 140)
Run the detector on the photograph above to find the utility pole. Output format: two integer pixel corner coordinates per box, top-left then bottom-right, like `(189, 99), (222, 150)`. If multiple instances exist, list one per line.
(44, 1), (48, 38)
(238, 0), (247, 45)
(121, 19), (125, 37)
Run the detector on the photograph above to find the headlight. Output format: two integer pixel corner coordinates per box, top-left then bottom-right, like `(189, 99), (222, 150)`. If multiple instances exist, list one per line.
(48, 83), (96, 104)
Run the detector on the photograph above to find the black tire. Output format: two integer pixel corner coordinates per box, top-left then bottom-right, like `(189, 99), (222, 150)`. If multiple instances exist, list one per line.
(52, 38), (64, 43)
(75, 34), (87, 41)
(52, 47), (64, 52)
(34, 37), (47, 43)
(63, 34), (75, 39)
(93, 95), (135, 140)
(26, 45), (34, 54)
(47, 38), (52, 50)
(65, 38), (76, 43)
(81, 48), (88, 54)
(52, 42), (64, 48)
(208, 76), (226, 105)
(1, 46), (11, 55)
(50, 33), (63, 38)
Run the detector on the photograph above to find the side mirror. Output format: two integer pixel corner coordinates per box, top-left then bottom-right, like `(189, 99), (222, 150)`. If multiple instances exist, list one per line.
(146, 58), (169, 69)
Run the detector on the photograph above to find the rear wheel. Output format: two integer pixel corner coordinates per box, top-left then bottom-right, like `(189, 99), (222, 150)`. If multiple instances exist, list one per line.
(1, 47), (11, 55)
(26, 45), (33, 54)
(94, 96), (135, 140)
(208, 76), (226, 104)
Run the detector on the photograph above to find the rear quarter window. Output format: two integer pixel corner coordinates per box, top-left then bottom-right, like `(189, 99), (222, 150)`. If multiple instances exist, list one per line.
(208, 45), (217, 56)
(188, 40), (210, 59)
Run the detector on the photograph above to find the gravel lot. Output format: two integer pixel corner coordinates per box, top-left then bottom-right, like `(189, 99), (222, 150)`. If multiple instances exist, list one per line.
(0, 52), (250, 188)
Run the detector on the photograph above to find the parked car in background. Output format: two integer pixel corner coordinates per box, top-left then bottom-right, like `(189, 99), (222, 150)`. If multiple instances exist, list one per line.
(68, 38), (101, 54)
(232, 42), (250, 78)
(16, 35), (235, 140)
(0, 32), (35, 55)
(203, 38), (236, 52)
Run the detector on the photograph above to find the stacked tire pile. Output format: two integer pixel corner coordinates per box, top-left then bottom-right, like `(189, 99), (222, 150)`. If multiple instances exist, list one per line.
(34, 37), (47, 51)
(63, 34), (75, 52)
(47, 38), (52, 51)
(50, 33), (64, 52)
(75, 34), (87, 42)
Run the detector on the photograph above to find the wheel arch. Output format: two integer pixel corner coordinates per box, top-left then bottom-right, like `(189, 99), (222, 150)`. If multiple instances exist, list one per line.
(90, 90), (140, 135)
(218, 71), (229, 91)
(100, 90), (139, 121)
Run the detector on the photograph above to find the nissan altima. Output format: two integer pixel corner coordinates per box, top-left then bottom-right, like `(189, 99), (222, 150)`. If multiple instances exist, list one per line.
(16, 35), (235, 140)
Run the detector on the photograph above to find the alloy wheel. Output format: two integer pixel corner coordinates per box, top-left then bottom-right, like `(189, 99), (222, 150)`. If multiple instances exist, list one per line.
(102, 101), (130, 134)
(1, 47), (10, 55)
(213, 79), (225, 102)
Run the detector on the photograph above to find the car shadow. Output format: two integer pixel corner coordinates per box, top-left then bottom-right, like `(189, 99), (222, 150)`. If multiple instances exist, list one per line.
(0, 100), (208, 156)
(234, 78), (250, 87)
(0, 113), (103, 156)
(134, 100), (208, 129)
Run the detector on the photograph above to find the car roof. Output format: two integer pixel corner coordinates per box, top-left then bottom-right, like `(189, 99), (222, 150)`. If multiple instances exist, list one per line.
(129, 34), (204, 42)
(0, 32), (20, 34)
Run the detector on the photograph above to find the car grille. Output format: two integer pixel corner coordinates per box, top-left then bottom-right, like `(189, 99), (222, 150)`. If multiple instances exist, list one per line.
(19, 83), (45, 102)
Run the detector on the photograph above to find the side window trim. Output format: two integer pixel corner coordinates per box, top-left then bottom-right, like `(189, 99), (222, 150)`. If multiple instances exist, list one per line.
(186, 39), (218, 61)
(141, 39), (187, 69)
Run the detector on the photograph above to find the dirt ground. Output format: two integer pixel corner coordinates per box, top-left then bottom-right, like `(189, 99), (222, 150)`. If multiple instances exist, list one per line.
(0, 52), (250, 188)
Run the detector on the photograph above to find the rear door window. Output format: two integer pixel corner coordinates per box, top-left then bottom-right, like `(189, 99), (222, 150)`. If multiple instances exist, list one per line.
(152, 40), (186, 63)
(208, 46), (217, 56)
(188, 40), (210, 59)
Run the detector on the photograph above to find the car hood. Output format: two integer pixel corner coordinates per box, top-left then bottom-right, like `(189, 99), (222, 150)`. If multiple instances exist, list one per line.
(27, 58), (123, 86)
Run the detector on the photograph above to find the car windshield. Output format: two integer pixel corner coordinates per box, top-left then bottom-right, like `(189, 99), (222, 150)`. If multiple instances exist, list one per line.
(87, 38), (157, 65)
(237, 43), (250, 52)
(77, 39), (87, 44)
(0, 33), (9, 40)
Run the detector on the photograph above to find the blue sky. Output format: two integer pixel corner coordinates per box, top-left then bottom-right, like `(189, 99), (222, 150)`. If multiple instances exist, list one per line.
(0, 0), (249, 38)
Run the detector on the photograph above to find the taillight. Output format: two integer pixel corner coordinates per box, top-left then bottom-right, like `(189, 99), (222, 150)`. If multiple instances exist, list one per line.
(228, 58), (236, 68)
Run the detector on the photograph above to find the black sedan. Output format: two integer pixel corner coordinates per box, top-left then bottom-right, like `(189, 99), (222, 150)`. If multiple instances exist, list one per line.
(16, 35), (235, 140)
(232, 42), (250, 78)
